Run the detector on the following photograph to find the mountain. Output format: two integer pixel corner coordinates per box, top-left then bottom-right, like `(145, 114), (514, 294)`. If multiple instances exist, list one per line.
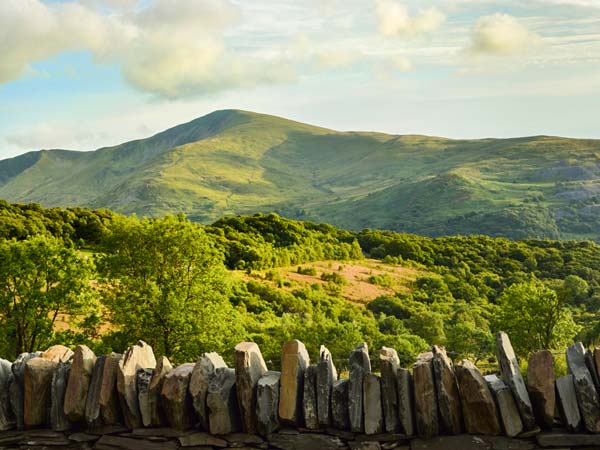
(2, 109), (600, 240)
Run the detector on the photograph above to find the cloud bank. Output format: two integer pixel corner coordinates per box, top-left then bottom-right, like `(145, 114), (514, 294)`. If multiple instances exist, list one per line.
(467, 13), (542, 55)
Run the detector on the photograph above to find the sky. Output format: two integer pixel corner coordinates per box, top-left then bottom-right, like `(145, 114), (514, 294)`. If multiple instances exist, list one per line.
(1, 0), (600, 160)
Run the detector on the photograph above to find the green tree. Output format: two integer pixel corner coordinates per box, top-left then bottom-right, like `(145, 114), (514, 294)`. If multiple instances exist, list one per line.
(0, 236), (97, 358)
(98, 215), (241, 362)
(494, 279), (580, 354)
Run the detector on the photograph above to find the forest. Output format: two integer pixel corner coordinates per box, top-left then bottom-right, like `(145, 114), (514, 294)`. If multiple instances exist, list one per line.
(0, 200), (597, 372)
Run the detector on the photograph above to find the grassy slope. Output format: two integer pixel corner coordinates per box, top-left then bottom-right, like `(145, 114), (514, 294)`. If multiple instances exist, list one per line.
(1, 110), (600, 239)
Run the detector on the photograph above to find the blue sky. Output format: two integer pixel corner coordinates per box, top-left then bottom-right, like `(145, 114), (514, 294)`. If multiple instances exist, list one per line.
(1, 0), (600, 159)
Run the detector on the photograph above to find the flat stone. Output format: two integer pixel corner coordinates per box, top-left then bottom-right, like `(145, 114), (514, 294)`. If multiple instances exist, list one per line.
(432, 346), (462, 435)
(355, 432), (407, 442)
(98, 352), (122, 426)
(496, 332), (535, 430)
(566, 342), (600, 432)
(50, 361), (71, 431)
(234, 342), (268, 433)
(94, 434), (178, 450)
(189, 352), (227, 430)
(130, 426), (194, 437)
(379, 347), (399, 433)
(136, 367), (153, 428)
(0, 359), (15, 431)
(23, 357), (57, 427)
(256, 370), (280, 435)
(223, 432), (264, 444)
(485, 374), (523, 437)
(411, 435), (493, 450)
(161, 363), (195, 430)
(117, 340), (156, 428)
(278, 340), (309, 426)
(349, 442), (381, 450)
(303, 364), (319, 429)
(269, 432), (344, 450)
(64, 345), (96, 423)
(146, 355), (172, 427)
(41, 345), (73, 363)
(331, 378), (350, 430)
(178, 432), (227, 447)
(537, 432), (600, 447)
(526, 350), (555, 429)
(363, 374), (383, 435)
(413, 352), (438, 438)
(555, 374), (582, 432)
(397, 368), (415, 437)
(207, 367), (240, 435)
(349, 343), (371, 433)
(456, 360), (501, 436)
(10, 352), (40, 429)
(317, 345), (338, 427)
(69, 431), (100, 442)
(85, 356), (107, 427)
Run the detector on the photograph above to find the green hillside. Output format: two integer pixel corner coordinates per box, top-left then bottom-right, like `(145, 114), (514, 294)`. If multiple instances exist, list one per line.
(1, 109), (600, 240)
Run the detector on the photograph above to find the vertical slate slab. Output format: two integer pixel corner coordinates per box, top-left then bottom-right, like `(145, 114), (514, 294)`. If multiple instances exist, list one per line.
(331, 378), (350, 430)
(303, 364), (319, 429)
(379, 347), (400, 432)
(161, 363), (195, 430)
(432, 346), (462, 435)
(397, 367), (415, 437)
(585, 350), (600, 393)
(566, 342), (600, 433)
(85, 356), (107, 428)
(317, 345), (337, 427)
(0, 359), (15, 431)
(147, 355), (172, 427)
(279, 340), (309, 426)
(526, 350), (555, 430)
(413, 352), (438, 439)
(348, 342), (371, 433)
(98, 352), (122, 426)
(485, 374), (523, 437)
(10, 352), (39, 430)
(555, 374), (582, 432)
(256, 371), (281, 435)
(64, 345), (96, 423)
(24, 357), (57, 427)
(207, 367), (240, 435)
(496, 332), (535, 430)
(189, 352), (227, 430)
(234, 342), (268, 433)
(50, 361), (71, 431)
(137, 367), (154, 428)
(363, 373), (383, 435)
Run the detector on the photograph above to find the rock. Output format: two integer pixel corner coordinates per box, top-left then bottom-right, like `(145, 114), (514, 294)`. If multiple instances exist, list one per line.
(348, 342), (371, 433)
(147, 355), (172, 427)
(331, 378), (350, 430)
(234, 342), (268, 433)
(526, 350), (555, 429)
(63, 345), (96, 423)
(95, 434), (178, 450)
(432, 346), (462, 435)
(98, 352), (122, 426)
(555, 374), (582, 432)
(189, 352), (227, 430)
(594, 347), (600, 388)
(413, 352), (438, 438)
(10, 352), (39, 429)
(566, 342), (600, 432)
(537, 432), (600, 447)
(397, 368), (415, 436)
(161, 363), (195, 430)
(317, 345), (337, 427)
(207, 367), (240, 434)
(456, 360), (501, 436)
(379, 347), (399, 433)
(50, 361), (71, 431)
(41, 345), (73, 363)
(269, 432), (344, 450)
(485, 374), (523, 437)
(178, 432), (228, 447)
(279, 340), (309, 426)
(496, 332), (535, 431)
(411, 435), (504, 450)
(136, 367), (153, 428)
(23, 357), (57, 427)
(303, 364), (319, 429)
(256, 370), (281, 435)
(117, 340), (156, 428)
(0, 359), (15, 431)
(85, 356), (107, 427)
(586, 349), (600, 392)
(363, 374), (383, 435)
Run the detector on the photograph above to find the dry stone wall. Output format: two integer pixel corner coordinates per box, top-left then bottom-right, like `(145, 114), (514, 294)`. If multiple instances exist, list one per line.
(1, 333), (600, 449)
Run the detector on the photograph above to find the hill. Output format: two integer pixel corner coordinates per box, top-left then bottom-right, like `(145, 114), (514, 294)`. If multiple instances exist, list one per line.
(1, 109), (600, 240)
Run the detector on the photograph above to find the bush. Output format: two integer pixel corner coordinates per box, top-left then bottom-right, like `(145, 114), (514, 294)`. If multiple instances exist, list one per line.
(321, 271), (347, 285)
(368, 273), (394, 288)
(297, 266), (317, 276)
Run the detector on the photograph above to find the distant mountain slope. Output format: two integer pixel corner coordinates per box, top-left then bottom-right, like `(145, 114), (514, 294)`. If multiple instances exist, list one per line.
(2, 109), (600, 240)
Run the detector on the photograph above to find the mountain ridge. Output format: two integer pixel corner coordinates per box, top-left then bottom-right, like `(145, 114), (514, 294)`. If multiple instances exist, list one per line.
(2, 109), (600, 240)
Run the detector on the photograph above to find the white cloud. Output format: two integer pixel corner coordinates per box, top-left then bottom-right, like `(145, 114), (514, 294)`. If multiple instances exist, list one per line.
(391, 56), (415, 72)
(375, 0), (446, 37)
(467, 13), (542, 55)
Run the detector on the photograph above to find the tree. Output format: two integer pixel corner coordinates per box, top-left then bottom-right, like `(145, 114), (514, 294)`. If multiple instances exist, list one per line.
(494, 279), (580, 355)
(98, 215), (241, 362)
(0, 236), (97, 358)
